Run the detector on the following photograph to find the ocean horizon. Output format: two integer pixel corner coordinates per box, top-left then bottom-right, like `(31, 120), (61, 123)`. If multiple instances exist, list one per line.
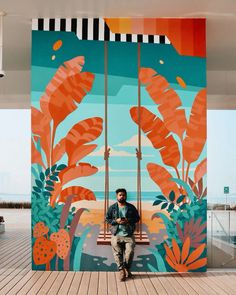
(1, 192), (236, 204)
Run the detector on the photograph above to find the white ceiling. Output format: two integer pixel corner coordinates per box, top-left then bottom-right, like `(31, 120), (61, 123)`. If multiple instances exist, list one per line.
(0, 0), (236, 108)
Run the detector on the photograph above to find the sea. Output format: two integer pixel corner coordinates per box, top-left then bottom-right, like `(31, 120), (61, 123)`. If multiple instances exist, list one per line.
(1, 192), (236, 205)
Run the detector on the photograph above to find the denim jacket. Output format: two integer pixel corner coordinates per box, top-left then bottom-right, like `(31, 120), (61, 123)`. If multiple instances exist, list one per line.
(105, 202), (140, 236)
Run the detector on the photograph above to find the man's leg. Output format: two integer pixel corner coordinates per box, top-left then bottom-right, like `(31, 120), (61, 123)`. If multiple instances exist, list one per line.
(124, 235), (135, 277)
(111, 235), (126, 281)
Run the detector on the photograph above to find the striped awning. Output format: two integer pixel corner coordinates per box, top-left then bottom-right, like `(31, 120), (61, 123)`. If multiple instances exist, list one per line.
(32, 18), (171, 44)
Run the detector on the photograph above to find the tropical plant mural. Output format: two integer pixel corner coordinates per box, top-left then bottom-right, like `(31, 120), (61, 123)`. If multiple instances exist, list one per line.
(32, 18), (206, 272)
(130, 68), (207, 272)
(31, 56), (103, 270)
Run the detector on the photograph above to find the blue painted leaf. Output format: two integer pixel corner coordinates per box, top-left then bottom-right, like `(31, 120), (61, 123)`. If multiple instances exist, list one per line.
(45, 186), (54, 191)
(49, 175), (58, 181)
(43, 191), (52, 197)
(51, 164), (57, 172)
(46, 180), (54, 186)
(168, 203), (174, 212)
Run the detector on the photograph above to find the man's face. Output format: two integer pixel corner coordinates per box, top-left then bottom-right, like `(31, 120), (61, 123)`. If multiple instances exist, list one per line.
(116, 192), (127, 203)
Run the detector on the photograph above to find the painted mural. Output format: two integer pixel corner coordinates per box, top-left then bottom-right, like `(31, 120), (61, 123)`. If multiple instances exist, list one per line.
(31, 18), (207, 272)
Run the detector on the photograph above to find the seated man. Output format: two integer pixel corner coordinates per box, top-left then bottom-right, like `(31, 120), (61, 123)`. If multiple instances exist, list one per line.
(105, 188), (140, 281)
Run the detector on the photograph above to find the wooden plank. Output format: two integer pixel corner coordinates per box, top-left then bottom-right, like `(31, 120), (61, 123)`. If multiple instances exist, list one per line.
(107, 271), (118, 295)
(0, 245), (31, 269)
(147, 273), (168, 295)
(0, 264), (31, 294)
(88, 272), (99, 295)
(210, 272), (236, 293)
(125, 275), (137, 295)
(138, 272), (157, 295)
(98, 272), (107, 295)
(164, 273), (188, 295)
(185, 273), (217, 295)
(17, 271), (44, 295)
(157, 273), (180, 295)
(78, 272), (91, 295)
(179, 273), (208, 295)
(201, 272), (234, 295)
(170, 273), (198, 295)
(47, 271), (68, 295)
(0, 238), (30, 262)
(197, 273), (229, 295)
(133, 273), (148, 295)
(115, 271), (127, 295)
(5, 271), (37, 295)
(58, 272), (75, 295)
(0, 260), (31, 290)
(25, 271), (52, 295)
(68, 272), (83, 295)
(37, 271), (60, 295)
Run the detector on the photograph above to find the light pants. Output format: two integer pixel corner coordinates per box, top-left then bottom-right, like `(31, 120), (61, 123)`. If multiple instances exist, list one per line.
(111, 235), (135, 271)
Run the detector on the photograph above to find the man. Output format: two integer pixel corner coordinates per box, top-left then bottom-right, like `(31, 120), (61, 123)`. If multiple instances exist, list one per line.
(105, 188), (140, 281)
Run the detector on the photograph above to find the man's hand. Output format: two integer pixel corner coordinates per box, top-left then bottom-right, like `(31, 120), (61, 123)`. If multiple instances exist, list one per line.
(116, 218), (128, 224)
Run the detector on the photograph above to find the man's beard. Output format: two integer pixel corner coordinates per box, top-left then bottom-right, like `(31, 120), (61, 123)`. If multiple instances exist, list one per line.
(118, 198), (126, 204)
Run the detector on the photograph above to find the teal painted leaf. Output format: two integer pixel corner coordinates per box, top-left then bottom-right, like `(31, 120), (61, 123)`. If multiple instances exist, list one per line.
(53, 172), (59, 176)
(45, 168), (50, 176)
(73, 228), (91, 271)
(153, 200), (163, 206)
(51, 164), (57, 172)
(40, 172), (45, 182)
(168, 203), (174, 212)
(169, 191), (175, 202)
(147, 263), (159, 272)
(51, 219), (58, 226)
(31, 166), (39, 179)
(177, 195), (185, 204)
(148, 248), (167, 272)
(33, 186), (41, 193)
(35, 179), (43, 188)
(46, 180), (54, 186)
(161, 202), (168, 210)
(180, 204), (187, 210)
(43, 191), (52, 197)
(182, 212), (189, 219)
(49, 175), (58, 181)
(57, 164), (67, 170)
(155, 195), (166, 200)
(32, 191), (40, 198)
(170, 178), (194, 202)
(45, 186), (54, 191)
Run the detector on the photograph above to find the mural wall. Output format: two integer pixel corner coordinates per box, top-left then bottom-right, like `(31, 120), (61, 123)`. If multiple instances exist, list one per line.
(31, 18), (207, 272)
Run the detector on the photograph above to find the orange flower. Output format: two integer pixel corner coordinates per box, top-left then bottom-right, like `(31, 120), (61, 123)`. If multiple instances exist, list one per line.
(164, 237), (207, 272)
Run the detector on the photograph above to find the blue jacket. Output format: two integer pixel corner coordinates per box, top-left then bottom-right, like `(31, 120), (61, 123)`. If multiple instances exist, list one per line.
(105, 202), (140, 236)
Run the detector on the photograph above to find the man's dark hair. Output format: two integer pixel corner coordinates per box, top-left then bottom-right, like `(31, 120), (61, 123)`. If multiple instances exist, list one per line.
(115, 188), (127, 196)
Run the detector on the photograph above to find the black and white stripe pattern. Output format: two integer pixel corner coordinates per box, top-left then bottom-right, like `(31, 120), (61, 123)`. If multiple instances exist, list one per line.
(32, 18), (170, 44)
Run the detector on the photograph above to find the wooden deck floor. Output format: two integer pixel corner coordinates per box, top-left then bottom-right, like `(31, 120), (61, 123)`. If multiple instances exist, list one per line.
(1, 229), (236, 295)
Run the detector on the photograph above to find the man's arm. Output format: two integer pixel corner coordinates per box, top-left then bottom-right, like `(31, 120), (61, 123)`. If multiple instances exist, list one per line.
(126, 206), (140, 225)
(105, 206), (118, 225)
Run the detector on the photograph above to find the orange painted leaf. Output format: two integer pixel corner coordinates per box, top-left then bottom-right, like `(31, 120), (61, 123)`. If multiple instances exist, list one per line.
(68, 144), (97, 166)
(187, 257), (207, 271)
(59, 163), (98, 186)
(130, 106), (180, 168)
(164, 243), (177, 265)
(183, 89), (206, 164)
(33, 236), (56, 265)
(181, 237), (190, 264)
(59, 186), (96, 203)
(146, 163), (179, 197)
(172, 239), (181, 264)
(185, 243), (206, 265)
(52, 138), (66, 165)
(50, 182), (62, 207)
(31, 139), (45, 169)
(31, 106), (51, 166)
(65, 117), (103, 160)
(139, 68), (187, 138)
(194, 158), (207, 184)
(40, 56), (95, 129)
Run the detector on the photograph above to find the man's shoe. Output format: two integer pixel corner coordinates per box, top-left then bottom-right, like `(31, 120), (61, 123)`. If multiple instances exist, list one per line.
(124, 268), (133, 278)
(119, 268), (126, 281)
